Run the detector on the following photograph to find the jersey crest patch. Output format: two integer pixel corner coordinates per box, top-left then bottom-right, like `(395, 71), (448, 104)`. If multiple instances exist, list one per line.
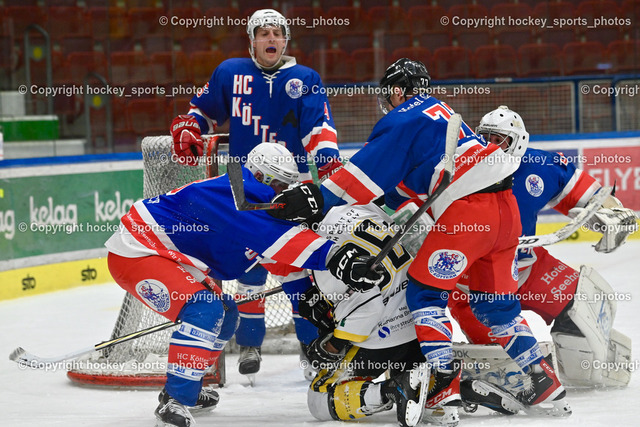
(428, 250), (467, 280)
(285, 78), (303, 99)
(525, 174), (544, 197)
(136, 279), (171, 313)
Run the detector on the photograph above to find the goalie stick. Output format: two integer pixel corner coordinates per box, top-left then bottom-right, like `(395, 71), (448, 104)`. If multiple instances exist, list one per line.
(371, 113), (461, 269)
(227, 158), (286, 211)
(9, 285), (284, 368)
(517, 186), (613, 248)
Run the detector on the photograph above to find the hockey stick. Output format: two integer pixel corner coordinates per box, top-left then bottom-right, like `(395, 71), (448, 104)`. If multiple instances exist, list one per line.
(227, 158), (286, 211)
(517, 186), (612, 248)
(371, 113), (461, 269)
(9, 285), (284, 368)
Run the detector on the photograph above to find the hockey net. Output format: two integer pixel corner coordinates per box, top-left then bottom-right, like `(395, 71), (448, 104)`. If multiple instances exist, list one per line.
(67, 135), (296, 387)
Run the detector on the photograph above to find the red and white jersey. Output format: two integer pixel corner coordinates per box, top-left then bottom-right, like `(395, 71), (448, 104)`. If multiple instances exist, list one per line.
(321, 95), (519, 220)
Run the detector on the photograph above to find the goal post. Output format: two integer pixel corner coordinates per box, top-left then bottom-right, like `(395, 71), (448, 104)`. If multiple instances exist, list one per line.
(67, 135), (296, 387)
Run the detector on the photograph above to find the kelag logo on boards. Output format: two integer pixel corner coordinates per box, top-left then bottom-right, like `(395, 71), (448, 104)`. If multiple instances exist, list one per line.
(94, 191), (135, 222)
(0, 209), (15, 239)
(30, 196), (78, 226)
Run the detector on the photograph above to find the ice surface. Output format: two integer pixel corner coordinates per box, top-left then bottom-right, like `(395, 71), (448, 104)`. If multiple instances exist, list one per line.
(1, 241), (638, 426)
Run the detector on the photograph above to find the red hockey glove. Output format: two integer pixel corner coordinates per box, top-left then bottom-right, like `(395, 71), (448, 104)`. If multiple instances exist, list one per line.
(317, 159), (344, 182)
(171, 114), (203, 166)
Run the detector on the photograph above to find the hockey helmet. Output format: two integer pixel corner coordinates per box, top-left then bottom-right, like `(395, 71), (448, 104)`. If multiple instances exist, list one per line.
(247, 9), (290, 68)
(245, 143), (300, 186)
(378, 58), (431, 114)
(476, 105), (529, 158)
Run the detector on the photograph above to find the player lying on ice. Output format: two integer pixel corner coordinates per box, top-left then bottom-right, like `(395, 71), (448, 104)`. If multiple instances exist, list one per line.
(169, 8), (344, 383)
(444, 106), (638, 392)
(104, 143), (384, 427)
(315, 58), (572, 418)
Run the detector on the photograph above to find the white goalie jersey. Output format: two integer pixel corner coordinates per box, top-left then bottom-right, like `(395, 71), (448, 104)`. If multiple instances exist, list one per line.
(312, 204), (417, 350)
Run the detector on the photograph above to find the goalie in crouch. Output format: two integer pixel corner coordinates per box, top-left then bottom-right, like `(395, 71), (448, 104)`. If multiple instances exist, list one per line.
(447, 106), (638, 389)
(104, 143), (383, 427)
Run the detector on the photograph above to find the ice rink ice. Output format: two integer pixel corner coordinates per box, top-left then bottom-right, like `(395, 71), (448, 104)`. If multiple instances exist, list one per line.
(1, 241), (638, 426)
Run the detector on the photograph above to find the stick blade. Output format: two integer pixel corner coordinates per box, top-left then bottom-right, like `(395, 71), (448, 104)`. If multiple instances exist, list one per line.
(443, 113), (461, 177)
(9, 347), (26, 363)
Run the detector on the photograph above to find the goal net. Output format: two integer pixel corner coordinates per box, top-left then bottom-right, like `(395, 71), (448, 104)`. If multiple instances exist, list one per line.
(67, 135), (296, 387)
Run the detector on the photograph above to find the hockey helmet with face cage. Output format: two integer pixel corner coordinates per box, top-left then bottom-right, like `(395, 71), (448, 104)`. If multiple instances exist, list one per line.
(476, 105), (529, 158)
(245, 143), (299, 186)
(378, 58), (431, 114)
(246, 9), (290, 68)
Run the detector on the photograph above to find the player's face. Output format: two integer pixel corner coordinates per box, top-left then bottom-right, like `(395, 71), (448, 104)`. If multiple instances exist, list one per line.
(253, 26), (286, 68)
(480, 132), (512, 151)
(270, 179), (289, 194)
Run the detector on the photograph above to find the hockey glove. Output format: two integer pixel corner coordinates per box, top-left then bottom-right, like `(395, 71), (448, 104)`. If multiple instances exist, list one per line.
(268, 183), (324, 224)
(326, 243), (385, 292)
(317, 159), (344, 182)
(171, 114), (204, 166)
(306, 333), (351, 369)
(299, 286), (334, 336)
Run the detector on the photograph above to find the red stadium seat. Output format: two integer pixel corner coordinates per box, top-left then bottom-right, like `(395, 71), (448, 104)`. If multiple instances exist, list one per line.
(64, 51), (108, 84)
(325, 7), (368, 34)
(216, 33), (250, 57)
(189, 50), (226, 84)
(110, 51), (149, 85)
(431, 46), (472, 80)
(46, 6), (89, 39)
(150, 52), (190, 86)
(292, 33), (331, 54)
(139, 35), (175, 55)
(367, 6), (407, 32)
(454, 29), (492, 53)
(127, 98), (169, 136)
(88, 7), (130, 42)
(533, 1), (576, 20)
(517, 43), (563, 77)
(606, 39), (640, 73)
(128, 7), (165, 39)
(334, 32), (373, 54)
(446, 4), (488, 35)
(390, 47), (431, 66)
(180, 36), (214, 55)
(58, 36), (95, 56)
(6, 6), (47, 41)
(310, 48), (354, 83)
(351, 47), (387, 82)
(562, 41), (607, 75)
(380, 31), (413, 57)
(494, 29), (533, 50)
(472, 45), (518, 79)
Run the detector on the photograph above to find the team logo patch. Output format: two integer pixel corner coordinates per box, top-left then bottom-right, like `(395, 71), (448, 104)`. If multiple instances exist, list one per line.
(512, 253), (519, 281)
(525, 174), (544, 197)
(285, 78), (304, 99)
(428, 250), (467, 280)
(136, 279), (171, 313)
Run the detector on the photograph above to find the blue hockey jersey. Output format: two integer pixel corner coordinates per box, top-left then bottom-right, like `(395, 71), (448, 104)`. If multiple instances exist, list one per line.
(321, 95), (520, 219)
(105, 167), (334, 280)
(188, 56), (339, 181)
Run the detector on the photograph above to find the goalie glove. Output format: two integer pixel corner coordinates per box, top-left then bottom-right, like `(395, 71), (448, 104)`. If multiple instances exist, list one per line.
(326, 243), (385, 292)
(267, 183), (323, 224)
(299, 286), (334, 336)
(171, 114), (204, 166)
(569, 196), (639, 253)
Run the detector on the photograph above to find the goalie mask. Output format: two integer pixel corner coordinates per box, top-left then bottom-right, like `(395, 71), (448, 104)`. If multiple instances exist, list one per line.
(247, 9), (290, 70)
(245, 143), (299, 187)
(476, 105), (529, 158)
(378, 58), (431, 114)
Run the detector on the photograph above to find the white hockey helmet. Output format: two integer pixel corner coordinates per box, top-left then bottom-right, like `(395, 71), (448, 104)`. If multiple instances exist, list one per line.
(476, 105), (529, 158)
(245, 143), (299, 186)
(246, 9), (290, 68)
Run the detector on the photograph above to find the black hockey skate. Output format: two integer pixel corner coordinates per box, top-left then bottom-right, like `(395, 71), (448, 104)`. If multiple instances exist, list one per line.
(423, 363), (462, 427)
(155, 392), (195, 427)
(460, 379), (523, 415)
(238, 346), (262, 385)
(517, 357), (572, 417)
(381, 364), (430, 427)
(158, 386), (219, 413)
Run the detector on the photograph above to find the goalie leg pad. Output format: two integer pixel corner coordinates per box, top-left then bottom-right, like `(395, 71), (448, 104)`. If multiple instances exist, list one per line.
(551, 266), (629, 386)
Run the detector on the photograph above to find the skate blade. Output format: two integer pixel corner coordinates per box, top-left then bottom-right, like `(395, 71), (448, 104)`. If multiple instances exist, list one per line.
(524, 398), (572, 417)
(470, 381), (523, 415)
(405, 363), (431, 426)
(245, 374), (256, 387)
(422, 406), (459, 427)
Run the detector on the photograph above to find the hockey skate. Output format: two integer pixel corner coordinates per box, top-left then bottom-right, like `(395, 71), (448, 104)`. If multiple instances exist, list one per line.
(422, 363), (462, 427)
(158, 386), (220, 413)
(460, 379), (523, 415)
(517, 357), (572, 417)
(155, 392), (195, 427)
(381, 363), (430, 427)
(300, 343), (317, 381)
(238, 346), (262, 386)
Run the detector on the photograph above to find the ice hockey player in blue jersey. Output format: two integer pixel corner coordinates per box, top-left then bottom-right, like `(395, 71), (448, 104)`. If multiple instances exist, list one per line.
(105, 143), (381, 427)
(448, 106), (638, 398)
(169, 8), (344, 381)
